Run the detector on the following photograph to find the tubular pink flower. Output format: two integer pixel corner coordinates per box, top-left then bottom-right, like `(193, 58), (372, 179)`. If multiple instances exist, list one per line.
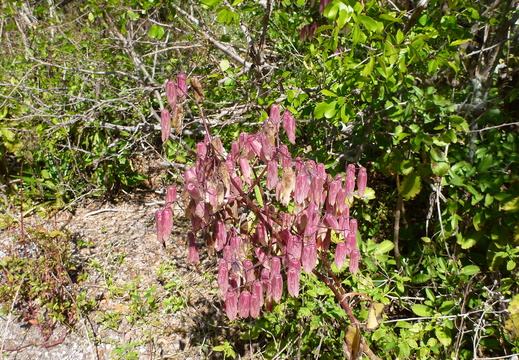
(302, 240), (317, 274)
(165, 185), (177, 206)
(349, 249), (360, 275)
(270, 256), (281, 276)
(350, 218), (358, 235)
(345, 164), (355, 204)
(357, 167), (367, 196)
(186, 181), (201, 200)
(258, 133), (274, 162)
(177, 73), (187, 101)
(155, 210), (164, 246)
(294, 172), (309, 204)
(271, 273), (283, 302)
(250, 292), (261, 318)
(162, 208), (173, 243)
(225, 290), (238, 320)
(184, 166), (196, 183)
(335, 242), (347, 270)
(223, 245), (235, 263)
(239, 157), (252, 186)
(252, 280), (264, 308)
(166, 79), (177, 109)
(218, 259), (229, 297)
(278, 144), (292, 168)
(346, 231), (357, 255)
(196, 142), (207, 160)
(266, 160), (279, 190)
(287, 267), (300, 297)
(336, 188), (347, 215)
(238, 290), (251, 318)
(270, 104), (281, 128)
(188, 232), (199, 264)
(254, 247), (267, 265)
(328, 180), (341, 207)
(242, 260), (255, 284)
(282, 110), (296, 144)
(256, 222), (268, 247)
(287, 235), (302, 261)
(161, 109), (171, 143)
(215, 220), (227, 252)
(323, 213), (340, 232)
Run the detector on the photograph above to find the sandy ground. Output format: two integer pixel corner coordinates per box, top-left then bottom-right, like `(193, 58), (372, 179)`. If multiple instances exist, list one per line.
(0, 193), (247, 360)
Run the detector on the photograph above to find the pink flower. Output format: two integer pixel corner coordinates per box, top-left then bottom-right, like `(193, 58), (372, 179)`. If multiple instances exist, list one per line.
(278, 145), (292, 169)
(256, 222), (268, 247)
(349, 249), (360, 275)
(161, 109), (171, 143)
(294, 172), (309, 204)
(242, 260), (255, 284)
(239, 158), (252, 186)
(215, 220), (227, 251)
(270, 256), (281, 276)
(162, 208), (173, 244)
(357, 167), (367, 196)
(323, 213), (340, 232)
(188, 232), (199, 264)
(266, 159), (279, 190)
(166, 79), (177, 109)
(177, 73), (188, 101)
(252, 280), (264, 308)
(335, 242), (347, 270)
(225, 290), (238, 320)
(250, 292), (261, 318)
(218, 259), (229, 297)
(282, 110), (296, 144)
(345, 231), (357, 255)
(238, 290), (251, 318)
(271, 273), (283, 302)
(287, 235), (302, 261)
(269, 104), (281, 129)
(287, 267), (300, 297)
(165, 185), (177, 206)
(327, 180), (341, 207)
(155, 210), (164, 246)
(302, 240), (317, 274)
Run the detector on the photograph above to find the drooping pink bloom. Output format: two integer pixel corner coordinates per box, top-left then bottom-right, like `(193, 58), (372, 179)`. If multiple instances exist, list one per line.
(270, 256), (281, 276)
(225, 290), (238, 320)
(336, 188), (347, 215)
(282, 110), (296, 144)
(345, 231), (357, 255)
(323, 213), (340, 231)
(186, 181), (201, 200)
(238, 290), (251, 318)
(155, 210), (164, 247)
(302, 240), (317, 274)
(256, 222), (268, 247)
(271, 273), (283, 302)
(239, 157), (252, 186)
(254, 247), (267, 265)
(258, 132), (274, 162)
(252, 280), (264, 308)
(349, 249), (360, 275)
(278, 144), (292, 169)
(196, 142), (207, 160)
(266, 159), (279, 190)
(184, 166), (197, 183)
(166, 79), (177, 109)
(162, 208), (173, 244)
(223, 245), (235, 263)
(161, 109), (171, 143)
(218, 259), (229, 297)
(287, 267), (300, 297)
(350, 218), (358, 235)
(294, 172), (309, 204)
(357, 167), (367, 196)
(177, 73), (188, 101)
(250, 292), (261, 318)
(270, 104), (281, 129)
(335, 242), (347, 270)
(287, 235), (302, 261)
(188, 232), (199, 264)
(165, 185), (177, 206)
(327, 180), (341, 207)
(242, 260), (255, 284)
(345, 164), (356, 204)
(215, 220), (227, 251)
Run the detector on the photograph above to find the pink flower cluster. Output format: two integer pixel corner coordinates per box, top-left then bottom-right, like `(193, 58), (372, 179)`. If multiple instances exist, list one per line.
(173, 105), (367, 320)
(161, 73), (188, 143)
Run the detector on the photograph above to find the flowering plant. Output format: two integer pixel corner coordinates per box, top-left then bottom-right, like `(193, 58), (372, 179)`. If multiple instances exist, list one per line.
(155, 74), (381, 358)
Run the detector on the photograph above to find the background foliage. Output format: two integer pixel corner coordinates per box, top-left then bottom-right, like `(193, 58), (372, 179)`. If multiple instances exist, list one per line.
(1, 0), (519, 358)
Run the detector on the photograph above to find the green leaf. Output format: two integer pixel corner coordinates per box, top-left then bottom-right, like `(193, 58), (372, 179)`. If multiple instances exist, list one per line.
(435, 327), (452, 346)
(314, 101), (337, 119)
(477, 155), (493, 173)
(148, 25), (164, 40)
(412, 273), (431, 284)
(358, 15), (378, 32)
(450, 39), (472, 46)
(219, 59), (230, 71)
(320, 89), (337, 97)
(460, 265), (480, 276)
(362, 56), (375, 77)
(411, 304), (433, 317)
(377, 240), (394, 254)
(501, 196), (519, 211)
(431, 161), (450, 177)
(400, 172), (421, 199)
